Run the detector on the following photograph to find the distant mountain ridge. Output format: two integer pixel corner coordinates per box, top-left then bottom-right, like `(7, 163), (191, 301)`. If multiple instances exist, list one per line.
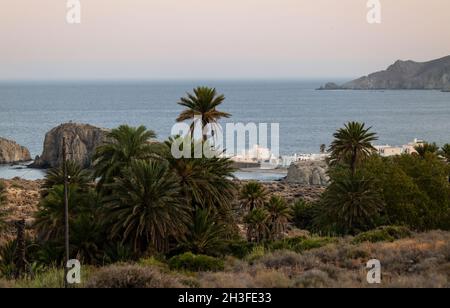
(319, 55), (450, 91)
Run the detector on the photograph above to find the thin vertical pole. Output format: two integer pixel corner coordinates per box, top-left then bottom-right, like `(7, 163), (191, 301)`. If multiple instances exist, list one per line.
(63, 137), (70, 288)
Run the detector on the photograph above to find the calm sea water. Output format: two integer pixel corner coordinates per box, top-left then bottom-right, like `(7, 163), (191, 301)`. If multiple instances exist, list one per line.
(1, 80), (449, 179)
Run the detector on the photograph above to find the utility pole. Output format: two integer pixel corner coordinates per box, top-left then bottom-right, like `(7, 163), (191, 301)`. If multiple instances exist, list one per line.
(62, 137), (70, 288)
(14, 219), (26, 279)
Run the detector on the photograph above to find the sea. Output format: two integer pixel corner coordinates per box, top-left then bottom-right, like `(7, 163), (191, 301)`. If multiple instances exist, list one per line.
(1, 80), (449, 180)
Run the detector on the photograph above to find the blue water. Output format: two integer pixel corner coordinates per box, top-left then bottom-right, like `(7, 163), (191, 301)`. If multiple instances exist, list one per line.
(0, 80), (449, 179)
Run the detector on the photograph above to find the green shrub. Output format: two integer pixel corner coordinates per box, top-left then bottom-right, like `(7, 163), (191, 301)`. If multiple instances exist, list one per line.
(268, 236), (336, 253)
(352, 226), (412, 244)
(291, 200), (316, 230)
(86, 264), (182, 288)
(222, 240), (255, 259)
(138, 257), (168, 270)
(168, 253), (224, 272)
(245, 246), (266, 263)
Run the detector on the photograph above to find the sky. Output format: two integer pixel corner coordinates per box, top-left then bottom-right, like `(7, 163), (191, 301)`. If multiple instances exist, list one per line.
(1, 0), (450, 80)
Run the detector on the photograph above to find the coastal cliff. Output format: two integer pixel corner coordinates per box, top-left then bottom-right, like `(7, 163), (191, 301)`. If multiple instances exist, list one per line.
(0, 137), (31, 164)
(31, 123), (109, 168)
(319, 55), (450, 91)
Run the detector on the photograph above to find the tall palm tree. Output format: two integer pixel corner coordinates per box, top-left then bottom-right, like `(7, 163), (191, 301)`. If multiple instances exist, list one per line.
(239, 182), (268, 210)
(244, 208), (270, 243)
(414, 142), (439, 159)
(265, 196), (292, 240)
(321, 173), (384, 235)
(93, 125), (157, 190)
(104, 159), (189, 254)
(329, 122), (378, 175)
(42, 160), (92, 197)
(177, 87), (231, 141)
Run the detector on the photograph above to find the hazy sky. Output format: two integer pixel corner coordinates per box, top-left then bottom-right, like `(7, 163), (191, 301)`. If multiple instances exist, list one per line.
(1, 0), (449, 80)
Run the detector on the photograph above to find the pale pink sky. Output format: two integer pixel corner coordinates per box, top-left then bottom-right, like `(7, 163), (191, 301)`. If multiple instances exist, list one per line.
(1, 0), (449, 80)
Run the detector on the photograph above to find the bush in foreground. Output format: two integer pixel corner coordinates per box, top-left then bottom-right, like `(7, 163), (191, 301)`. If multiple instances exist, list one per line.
(168, 252), (224, 272)
(86, 264), (183, 288)
(352, 226), (412, 244)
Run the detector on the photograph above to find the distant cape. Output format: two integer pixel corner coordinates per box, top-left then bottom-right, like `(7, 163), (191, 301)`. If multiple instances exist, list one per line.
(319, 55), (450, 92)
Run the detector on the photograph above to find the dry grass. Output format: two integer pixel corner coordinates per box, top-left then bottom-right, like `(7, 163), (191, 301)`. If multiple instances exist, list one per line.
(0, 179), (42, 245)
(196, 231), (450, 288)
(2, 231), (449, 288)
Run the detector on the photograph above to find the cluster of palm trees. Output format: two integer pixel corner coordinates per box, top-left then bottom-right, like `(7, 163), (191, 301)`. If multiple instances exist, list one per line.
(239, 182), (292, 242)
(34, 87), (238, 261)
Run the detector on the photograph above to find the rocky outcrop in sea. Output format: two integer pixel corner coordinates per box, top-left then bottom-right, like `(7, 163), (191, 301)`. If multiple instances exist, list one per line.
(31, 123), (110, 168)
(284, 160), (329, 186)
(0, 137), (32, 164)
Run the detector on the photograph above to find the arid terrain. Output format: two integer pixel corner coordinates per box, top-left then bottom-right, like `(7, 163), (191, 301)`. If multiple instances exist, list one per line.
(0, 178), (42, 245)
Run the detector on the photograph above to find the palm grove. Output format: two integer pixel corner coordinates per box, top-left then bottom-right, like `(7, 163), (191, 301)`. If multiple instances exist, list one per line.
(1, 87), (449, 278)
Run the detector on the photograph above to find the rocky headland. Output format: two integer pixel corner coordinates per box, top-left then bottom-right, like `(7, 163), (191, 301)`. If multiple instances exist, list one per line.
(319, 55), (450, 91)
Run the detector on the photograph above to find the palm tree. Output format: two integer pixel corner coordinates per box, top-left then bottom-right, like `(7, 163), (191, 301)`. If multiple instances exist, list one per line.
(321, 173), (384, 235)
(291, 199), (315, 230)
(34, 184), (82, 241)
(42, 160), (92, 196)
(70, 213), (103, 265)
(265, 196), (292, 240)
(180, 208), (228, 255)
(177, 87), (231, 142)
(163, 137), (237, 211)
(441, 144), (450, 162)
(329, 122), (378, 175)
(104, 159), (189, 254)
(414, 142), (439, 159)
(239, 182), (268, 211)
(244, 208), (270, 243)
(93, 125), (157, 190)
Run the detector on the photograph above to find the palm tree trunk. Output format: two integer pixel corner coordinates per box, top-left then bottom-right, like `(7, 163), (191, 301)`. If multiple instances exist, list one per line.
(351, 148), (357, 175)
